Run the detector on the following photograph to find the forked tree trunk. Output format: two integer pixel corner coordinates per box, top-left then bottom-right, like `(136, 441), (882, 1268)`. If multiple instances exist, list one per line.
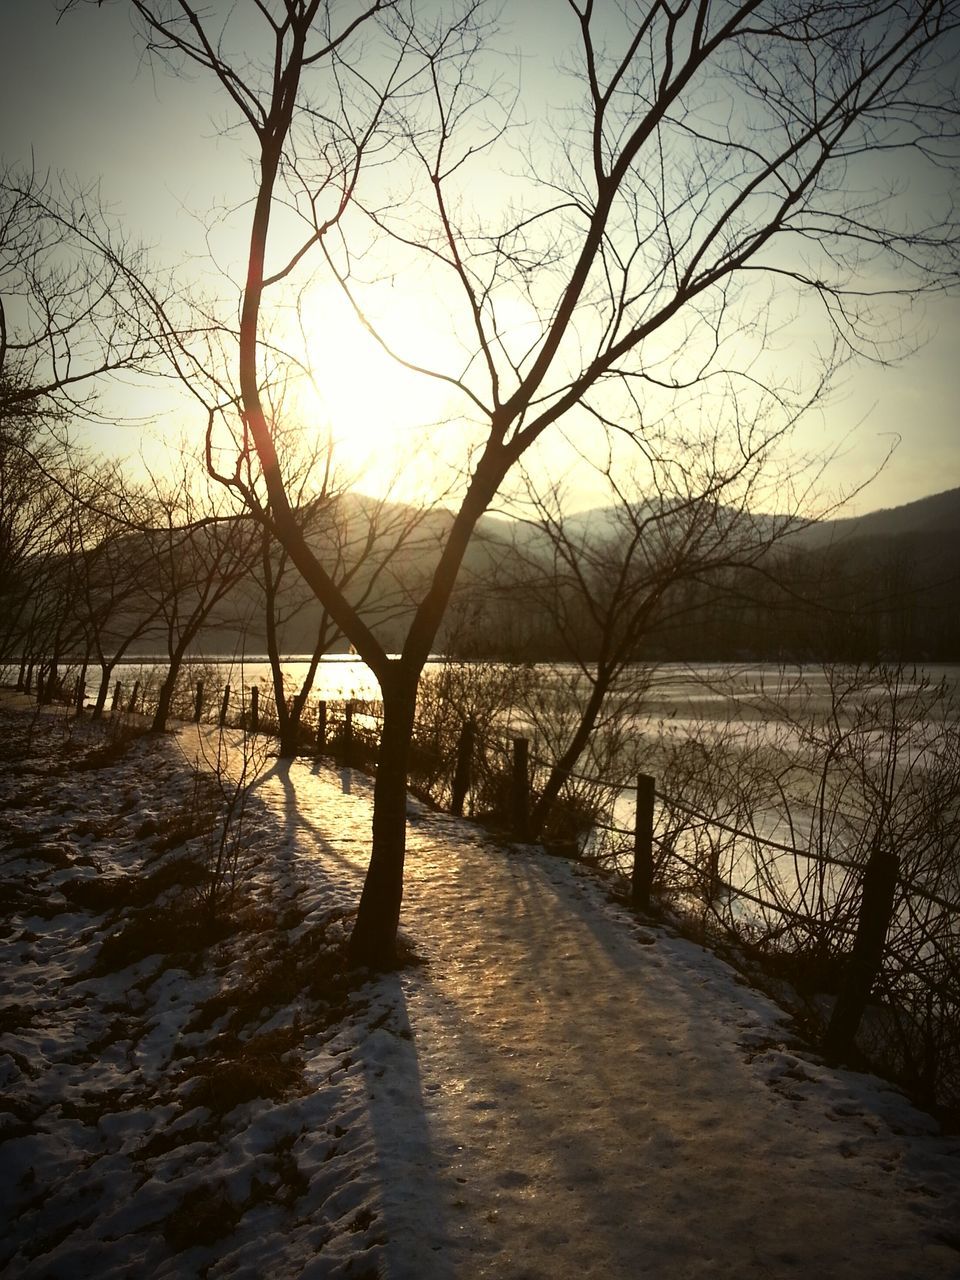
(530, 673), (610, 838)
(263, 541), (296, 756)
(152, 643), (191, 733)
(277, 675), (325, 758)
(278, 717), (299, 758)
(42, 661), (59, 704)
(151, 674), (176, 733)
(348, 680), (418, 970)
(92, 664), (113, 720)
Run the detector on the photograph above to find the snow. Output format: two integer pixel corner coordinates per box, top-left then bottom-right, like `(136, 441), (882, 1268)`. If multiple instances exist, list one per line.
(1, 697), (959, 1278)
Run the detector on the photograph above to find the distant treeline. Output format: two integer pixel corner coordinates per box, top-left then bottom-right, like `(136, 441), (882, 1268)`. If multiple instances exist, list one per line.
(437, 531), (960, 666)
(4, 413), (958, 678)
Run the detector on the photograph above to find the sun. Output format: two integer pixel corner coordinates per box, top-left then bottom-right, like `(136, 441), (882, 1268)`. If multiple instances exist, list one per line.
(285, 282), (471, 502)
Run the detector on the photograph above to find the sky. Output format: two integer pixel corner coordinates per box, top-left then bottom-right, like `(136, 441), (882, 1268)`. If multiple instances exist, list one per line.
(2, 0), (959, 516)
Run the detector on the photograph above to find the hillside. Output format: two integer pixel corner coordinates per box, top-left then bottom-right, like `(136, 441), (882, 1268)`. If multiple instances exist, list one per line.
(83, 484), (960, 663)
(457, 486), (960, 661)
(790, 486), (960, 548)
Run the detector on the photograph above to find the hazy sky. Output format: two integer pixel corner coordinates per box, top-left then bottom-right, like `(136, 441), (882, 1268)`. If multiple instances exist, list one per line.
(3, 0), (959, 514)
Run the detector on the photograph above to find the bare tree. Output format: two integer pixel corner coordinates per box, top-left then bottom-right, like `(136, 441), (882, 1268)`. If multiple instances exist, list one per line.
(495, 396), (876, 837)
(23, 461), (92, 704)
(0, 165), (171, 426)
(0, 163), (188, 697)
(63, 0), (960, 966)
(66, 462), (168, 718)
(252, 418), (433, 756)
(752, 664), (960, 1069)
(0, 381), (69, 670)
(138, 461), (260, 733)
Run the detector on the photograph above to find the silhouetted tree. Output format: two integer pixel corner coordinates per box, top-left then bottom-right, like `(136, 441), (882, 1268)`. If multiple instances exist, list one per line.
(65, 0), (960, 966)
(0, 165), (167, 424)
(139, 462), (259, 733)
(499, 410), (833, 837)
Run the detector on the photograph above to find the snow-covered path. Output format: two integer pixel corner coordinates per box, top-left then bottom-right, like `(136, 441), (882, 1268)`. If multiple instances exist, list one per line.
(245, 745), (960, 1280)
(3, 704), (958, 1279)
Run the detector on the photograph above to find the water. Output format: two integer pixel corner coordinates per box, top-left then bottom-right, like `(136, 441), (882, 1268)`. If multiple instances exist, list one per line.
(106, 653), (387, 706)
(103, 655), (960, 710)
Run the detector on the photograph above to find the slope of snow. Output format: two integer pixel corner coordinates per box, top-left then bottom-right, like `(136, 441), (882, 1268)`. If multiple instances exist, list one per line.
(1, 702), (958, 1278)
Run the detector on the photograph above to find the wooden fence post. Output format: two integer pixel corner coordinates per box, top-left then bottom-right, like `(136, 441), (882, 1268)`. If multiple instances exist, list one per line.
(250, 685), (259, 732)
(707, 841), (722, 903)
(219, 684), (231, 728)
(451, 717), (475, 817)
(193, 679), (205, 723)
(631, 773), (656, 911)
(315, 700), (327, 754)
(823, 845), (899, 1060)
(342, 700), (354, 767)
(128, 680), (141, 715)
(511, 737), (530, 840)
(111, 681), (123, 715)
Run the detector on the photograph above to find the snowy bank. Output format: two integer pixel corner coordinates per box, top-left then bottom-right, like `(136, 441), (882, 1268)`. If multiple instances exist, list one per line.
(1, 702), (959, 1278)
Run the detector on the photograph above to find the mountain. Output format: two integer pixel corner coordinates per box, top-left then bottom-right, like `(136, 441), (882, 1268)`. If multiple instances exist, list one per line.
(789, 487), (960, 549)
(105, 484), (960, 663)
(252, 485), (960, 659)
(537, 487), (960, 551)
(461, 487), (960, 661)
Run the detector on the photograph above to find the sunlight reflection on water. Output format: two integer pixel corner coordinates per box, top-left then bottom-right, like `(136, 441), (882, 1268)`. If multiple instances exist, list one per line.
(112, 656), (960, 712)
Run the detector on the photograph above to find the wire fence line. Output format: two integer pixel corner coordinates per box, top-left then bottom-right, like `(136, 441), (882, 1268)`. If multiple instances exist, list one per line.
(75, 668), (958, 908)
(138, 678), (959, 925)
(432, 706), (960, 1111)
(479, 719), (960, 916)
(80, 664), (960, 1109)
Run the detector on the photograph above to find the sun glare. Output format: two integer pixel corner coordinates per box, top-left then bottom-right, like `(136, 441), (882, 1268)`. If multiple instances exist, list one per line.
(285, 284), (470, 503)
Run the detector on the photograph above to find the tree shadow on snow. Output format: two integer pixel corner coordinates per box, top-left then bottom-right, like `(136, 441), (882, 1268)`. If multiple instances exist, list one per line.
(252, 756), (456, 1276)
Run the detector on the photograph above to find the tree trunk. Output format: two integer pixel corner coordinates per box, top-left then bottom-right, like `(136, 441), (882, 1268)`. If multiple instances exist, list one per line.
(278, 711), (300, 759)
(151, 673), (176, 733)
(264, 558), (295, 754)
(348, 679), (417, 970)
(151, 621), (203, 732)
(152, 648), (190, 733)
(278, 657), (326, 758)
(74, 660), (88, 716)
(43, 661), (59, 704)
(530, 673), (610, 838)
(92, 664), (113, 720)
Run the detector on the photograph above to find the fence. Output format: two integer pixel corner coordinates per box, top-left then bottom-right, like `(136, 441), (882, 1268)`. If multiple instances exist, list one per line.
(50, 662), (960, 1112)
(357, 700), (958, 1113)
(481, 725), (960, 1114)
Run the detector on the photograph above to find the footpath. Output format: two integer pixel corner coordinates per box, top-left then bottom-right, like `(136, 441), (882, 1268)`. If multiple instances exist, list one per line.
(241, 731), (960, 1280)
